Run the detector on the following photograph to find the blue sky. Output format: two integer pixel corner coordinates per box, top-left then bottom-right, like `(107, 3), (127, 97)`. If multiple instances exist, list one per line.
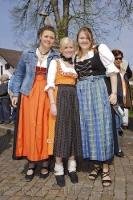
(0, 1), (133, 69)
(0, 1), (17, 49)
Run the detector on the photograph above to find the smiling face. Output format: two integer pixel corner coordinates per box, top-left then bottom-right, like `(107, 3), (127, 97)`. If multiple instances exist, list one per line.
(39, 30), (55, 51)
(76, 27), (94, 57)
(60, 38), (75, 58)
(77, 30), (92, 51)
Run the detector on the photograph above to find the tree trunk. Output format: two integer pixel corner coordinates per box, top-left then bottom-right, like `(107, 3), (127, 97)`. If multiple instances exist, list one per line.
(51, 0), (70, 40)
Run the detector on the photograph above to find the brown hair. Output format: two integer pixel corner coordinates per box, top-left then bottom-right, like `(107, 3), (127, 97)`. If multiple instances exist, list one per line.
(37, 25), (56, 39)
(112, 49), (123, 58)
(76, 26), (94, 58)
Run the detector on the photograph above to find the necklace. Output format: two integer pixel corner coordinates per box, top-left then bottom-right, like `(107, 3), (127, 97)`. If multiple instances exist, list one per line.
(37, 48), (50, 66)
(38, 48), (49, 55)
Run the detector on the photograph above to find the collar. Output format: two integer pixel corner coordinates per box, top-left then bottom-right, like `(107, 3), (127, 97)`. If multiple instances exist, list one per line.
(60, 54), (73, 64)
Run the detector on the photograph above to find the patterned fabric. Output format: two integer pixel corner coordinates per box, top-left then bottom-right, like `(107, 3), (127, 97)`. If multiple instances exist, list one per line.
(48, 61), (82, 158)
(76, 75), (114, 161)
(54, 84), (82, 158)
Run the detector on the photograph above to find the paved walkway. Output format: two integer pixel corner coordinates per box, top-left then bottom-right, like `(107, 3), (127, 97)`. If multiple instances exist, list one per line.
(0, 120), (133, 200)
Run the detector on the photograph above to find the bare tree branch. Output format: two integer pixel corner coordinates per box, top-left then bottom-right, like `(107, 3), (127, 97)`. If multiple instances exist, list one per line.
(10, 0), (133, 48)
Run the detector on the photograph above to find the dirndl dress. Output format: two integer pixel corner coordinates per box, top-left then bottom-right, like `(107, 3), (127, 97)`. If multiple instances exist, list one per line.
(13, 67), (53, 162)
(75, 53), (114, 162)
(48, 61), (82, 158)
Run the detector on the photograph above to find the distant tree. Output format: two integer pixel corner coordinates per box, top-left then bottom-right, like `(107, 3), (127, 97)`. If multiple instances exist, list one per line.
(11, 0), (133, 47)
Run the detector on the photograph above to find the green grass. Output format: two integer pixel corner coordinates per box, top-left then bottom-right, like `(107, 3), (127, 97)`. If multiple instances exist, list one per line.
(129, 110), (133, 118)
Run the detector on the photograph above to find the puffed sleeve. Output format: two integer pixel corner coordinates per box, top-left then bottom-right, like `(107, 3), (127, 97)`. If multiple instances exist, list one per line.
(45, 59), (57, 90)
(98, 44), (119, 76)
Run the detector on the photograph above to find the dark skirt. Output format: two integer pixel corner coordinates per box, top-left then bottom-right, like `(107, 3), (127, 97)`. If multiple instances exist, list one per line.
(53, 84), (82, 158)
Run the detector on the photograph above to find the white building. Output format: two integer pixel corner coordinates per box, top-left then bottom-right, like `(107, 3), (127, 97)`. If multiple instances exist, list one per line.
(0, 48), (21, 81)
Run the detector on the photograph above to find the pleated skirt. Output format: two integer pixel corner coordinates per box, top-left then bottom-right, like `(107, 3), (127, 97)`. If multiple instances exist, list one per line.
(53, 84), (82, 158)
(76, 76), (114, 161)
(13, 74), (51, 162)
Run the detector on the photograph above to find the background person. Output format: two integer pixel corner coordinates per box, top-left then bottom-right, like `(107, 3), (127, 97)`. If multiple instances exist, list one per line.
(0, 74), (11, 124)
(112, 49), (132, 129)
(8, 73), (17, 124)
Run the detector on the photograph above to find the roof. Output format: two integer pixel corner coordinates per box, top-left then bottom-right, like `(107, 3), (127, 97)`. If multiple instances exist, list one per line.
(0, 48), (22, 68)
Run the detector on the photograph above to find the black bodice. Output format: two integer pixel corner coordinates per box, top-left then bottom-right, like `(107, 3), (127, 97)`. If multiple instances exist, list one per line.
(75, 52), (106, 79)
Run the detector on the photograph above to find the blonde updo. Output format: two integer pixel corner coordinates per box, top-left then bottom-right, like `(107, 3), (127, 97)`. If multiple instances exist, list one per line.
(59, 37), (75, 52)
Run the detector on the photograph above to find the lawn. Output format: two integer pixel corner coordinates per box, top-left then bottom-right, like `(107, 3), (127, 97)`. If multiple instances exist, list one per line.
(129, 110), (133, 118)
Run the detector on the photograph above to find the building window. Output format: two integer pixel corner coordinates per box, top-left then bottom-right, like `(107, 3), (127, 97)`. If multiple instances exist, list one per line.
(0, 65), (3, 76)
(5, 63), (10, 70)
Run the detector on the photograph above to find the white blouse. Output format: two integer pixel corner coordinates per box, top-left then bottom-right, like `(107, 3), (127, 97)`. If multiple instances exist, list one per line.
(77, 43), (119, 76)
(45, 59), (77, 90)
(36, 48), (50, 67)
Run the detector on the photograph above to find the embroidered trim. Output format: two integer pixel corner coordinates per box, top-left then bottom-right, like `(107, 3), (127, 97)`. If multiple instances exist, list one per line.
(56, 60), (78, 78)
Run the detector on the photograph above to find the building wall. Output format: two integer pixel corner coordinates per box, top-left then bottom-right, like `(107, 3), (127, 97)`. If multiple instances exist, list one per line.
(0, 56), (14, 81)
